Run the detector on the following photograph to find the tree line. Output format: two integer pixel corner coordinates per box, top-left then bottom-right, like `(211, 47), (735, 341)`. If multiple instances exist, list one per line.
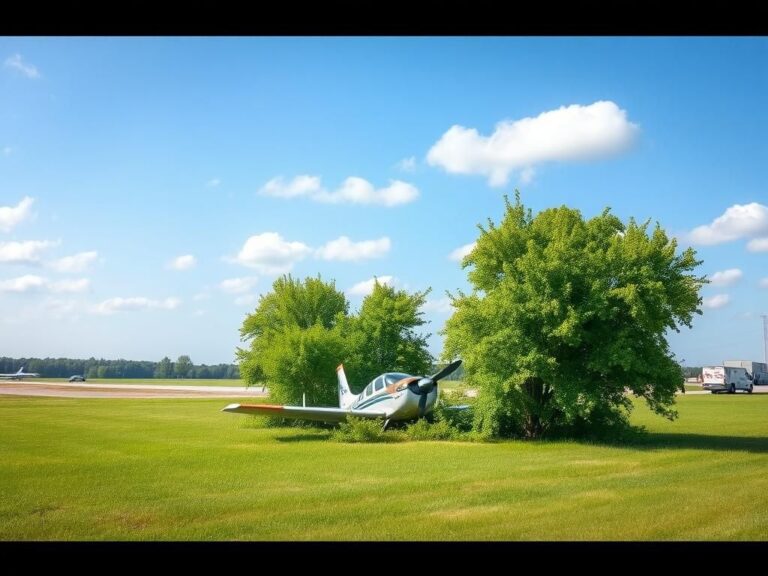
(0, 356), (240, 379)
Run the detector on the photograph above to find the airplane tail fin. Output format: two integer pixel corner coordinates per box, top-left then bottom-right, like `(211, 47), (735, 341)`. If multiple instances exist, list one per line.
(336, 364), (355, 409)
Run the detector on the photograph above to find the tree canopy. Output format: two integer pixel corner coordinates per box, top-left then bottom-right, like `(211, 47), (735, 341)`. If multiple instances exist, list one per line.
(443, 193), (706, 439)
(237, 275), (433, 405)
(343, 281), (433, 386)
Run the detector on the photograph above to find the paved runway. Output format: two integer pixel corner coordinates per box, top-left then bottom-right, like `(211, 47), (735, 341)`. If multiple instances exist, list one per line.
(0, 381), (268, 399)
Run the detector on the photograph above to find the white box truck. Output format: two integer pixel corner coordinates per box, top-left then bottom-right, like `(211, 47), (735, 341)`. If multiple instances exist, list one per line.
(702, 366), (753, 394)
(724, 360), (768, 385)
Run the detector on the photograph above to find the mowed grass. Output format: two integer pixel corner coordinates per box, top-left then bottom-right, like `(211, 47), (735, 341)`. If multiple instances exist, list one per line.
(0, 394), (766, 540)
(34, 378), (246, 387)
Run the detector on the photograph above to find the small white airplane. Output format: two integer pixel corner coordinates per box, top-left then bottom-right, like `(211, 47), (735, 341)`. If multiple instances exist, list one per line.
(223, 359), (463, 429)
(1, 366), (40, 380)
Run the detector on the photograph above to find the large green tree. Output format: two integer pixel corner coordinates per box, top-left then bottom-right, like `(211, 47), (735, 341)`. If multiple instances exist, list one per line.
(344, 280), (433, 387)
(237, 275), (433, 406)
(443, 193), (705, 439)
(237, 275), (349, 405)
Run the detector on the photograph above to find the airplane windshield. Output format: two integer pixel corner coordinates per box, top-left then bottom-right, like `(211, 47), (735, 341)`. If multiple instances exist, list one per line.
(384, 373), (410, 385)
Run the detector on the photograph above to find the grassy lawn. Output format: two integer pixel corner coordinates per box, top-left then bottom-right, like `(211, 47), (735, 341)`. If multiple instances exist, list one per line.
(0, 394), (766, 540)
(33, 378), (246, 387)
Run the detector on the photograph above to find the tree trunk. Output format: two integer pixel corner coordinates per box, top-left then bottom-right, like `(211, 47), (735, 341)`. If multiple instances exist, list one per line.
(521, 377), (552, 439)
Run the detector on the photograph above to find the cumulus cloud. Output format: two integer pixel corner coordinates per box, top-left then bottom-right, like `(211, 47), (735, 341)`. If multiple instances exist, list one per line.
(747, 237), (768, 252)
(703, 294), (730, 309)
(316, 236), (390, 261)
(688, 203), (768, 245)
(206, 178), (221, 188)
(709, 268), (743, 287)
(427, 101), (638, 186)
(92, 296), (181, 315)
(348, 275), (394, 296)
(0, 239), (57, 264)
(168, 254), (197, 271)
(0, 274), (89, 294)
(219, 276), (258, 294)
(0, 196), (34, 233)
(232, 232), (311, 274)
(260, 175), (419, 207)
(760, 278), (768, 289)
(261, 175), (322, 198)
(0, 274), (46, 292)
(396, 156), (417, 172)
(4, 54), (40, 79)
(48, 250), (98, 273)
(449, 242), (476, 262)
(0, 274), (91, 293)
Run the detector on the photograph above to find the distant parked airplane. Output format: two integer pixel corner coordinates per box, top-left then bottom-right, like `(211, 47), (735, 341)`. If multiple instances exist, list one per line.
(223, 360), (464, 429)
(1, 366), (40, 380)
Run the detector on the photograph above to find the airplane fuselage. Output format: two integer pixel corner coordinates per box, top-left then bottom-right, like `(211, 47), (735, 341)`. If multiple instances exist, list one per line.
(350, 375), (438, 420)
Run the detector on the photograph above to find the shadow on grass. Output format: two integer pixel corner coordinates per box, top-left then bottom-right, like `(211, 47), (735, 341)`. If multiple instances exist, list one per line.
(624, 432), (768, 454)
(274, 433), (332, 443)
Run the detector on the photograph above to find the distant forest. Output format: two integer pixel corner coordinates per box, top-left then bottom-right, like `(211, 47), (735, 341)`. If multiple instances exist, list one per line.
(0, 356), (240, 379)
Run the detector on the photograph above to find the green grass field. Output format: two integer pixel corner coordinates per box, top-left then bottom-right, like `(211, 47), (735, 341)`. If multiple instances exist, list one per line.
(0, 393), (766, 540)
(34, 378), (246, 387)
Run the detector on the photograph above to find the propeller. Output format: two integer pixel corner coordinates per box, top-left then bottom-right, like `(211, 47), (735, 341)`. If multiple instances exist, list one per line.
(408, 360), (463, 417)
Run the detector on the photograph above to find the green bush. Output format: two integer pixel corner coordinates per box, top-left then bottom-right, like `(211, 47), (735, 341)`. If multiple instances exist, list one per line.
(403, 418), (459, 440)
(330, 416), (404, 443)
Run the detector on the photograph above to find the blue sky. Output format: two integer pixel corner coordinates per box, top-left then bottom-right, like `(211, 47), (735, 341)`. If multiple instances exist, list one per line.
(0, 37), (766, 366)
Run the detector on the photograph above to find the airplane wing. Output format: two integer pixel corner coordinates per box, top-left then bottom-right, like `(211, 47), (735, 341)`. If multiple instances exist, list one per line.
(222, 403), (387, 422)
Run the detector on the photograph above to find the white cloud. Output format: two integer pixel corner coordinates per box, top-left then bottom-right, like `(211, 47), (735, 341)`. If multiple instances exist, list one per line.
(0, 196), (34, 233)
(760, 278), (768, 289)
(219, 276), (258, 294)
(92, 296), (181, 315)
(688, 203), (768, 245)
(2, 146), (12, 156)
(234, 294), (258, 306)
(348, 275), (394, 296)
(396, 156), (417, 172)
(4, 54), (40, 79)
(48, 250), (98, 273)
(449, 242), (476, 262)
(702, 294), (730, 309)
(0, 239), (57, 264)
(232, 232), (311, 274)
(422, 297), (453, 314)
(260, 175), (419, 207)
(708, 268), (743, 287)
(316, 236), (390, 262)
(168, 254), (197, 271)
(206, 178), (221, 188)
(747, 237), (768, 252)
(0, 274), (46, 293)
(261, 175), (322, 198)
(0, 274), (89, 294)
(427, 100), (638, 187)
(48, 278), (90, 293)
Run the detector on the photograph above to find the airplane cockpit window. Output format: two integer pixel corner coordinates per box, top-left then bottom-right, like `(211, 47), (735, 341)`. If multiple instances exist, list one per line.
(384, 373), (410, 385)
(374, 376), (384, 392)
(365, 383), (373, 397)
